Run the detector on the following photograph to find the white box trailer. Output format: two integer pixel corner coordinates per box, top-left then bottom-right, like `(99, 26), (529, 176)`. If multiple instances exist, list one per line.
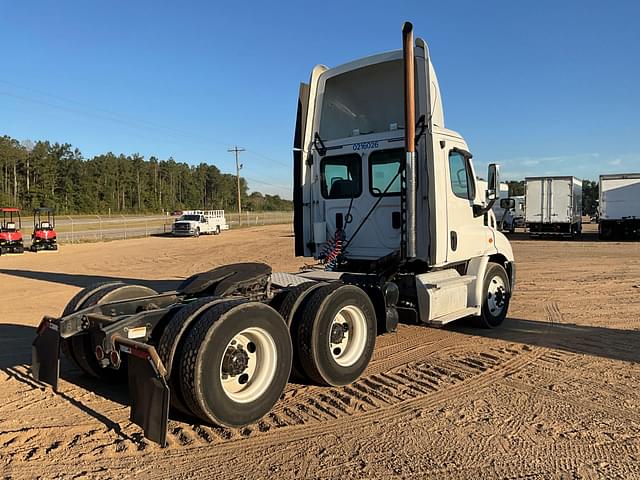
(599, 173), (640, 239)
(172, 210), (228, 237)
(525, 176), (582, 237)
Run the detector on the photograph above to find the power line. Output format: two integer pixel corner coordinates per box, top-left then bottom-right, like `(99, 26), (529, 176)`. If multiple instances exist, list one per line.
(0, 79), (290, 171)
(244, 176), (291, 189)
(244, 148), (290, 168)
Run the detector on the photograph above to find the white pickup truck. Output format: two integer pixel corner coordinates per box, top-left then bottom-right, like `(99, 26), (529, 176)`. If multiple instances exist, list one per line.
(171, 210), (228, 237)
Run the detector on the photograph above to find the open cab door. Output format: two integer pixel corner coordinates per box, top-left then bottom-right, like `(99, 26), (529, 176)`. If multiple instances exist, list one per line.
(294, 65), (327, 258)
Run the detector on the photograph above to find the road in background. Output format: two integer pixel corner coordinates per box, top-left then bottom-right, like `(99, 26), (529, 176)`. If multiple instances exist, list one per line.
(13, 211), (293, 245)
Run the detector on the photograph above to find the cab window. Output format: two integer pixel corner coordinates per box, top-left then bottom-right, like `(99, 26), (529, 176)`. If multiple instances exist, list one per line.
(321, 154), (362, 199)
(369, 149), (402, 196)
(449, 150), (474, 199)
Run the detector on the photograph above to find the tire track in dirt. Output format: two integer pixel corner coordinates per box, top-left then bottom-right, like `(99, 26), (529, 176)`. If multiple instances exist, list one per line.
(6, 341), (548, 480)
(0, 336), (539, 468)
(0, 302), (587, 471)
(149, 343), (543, 449)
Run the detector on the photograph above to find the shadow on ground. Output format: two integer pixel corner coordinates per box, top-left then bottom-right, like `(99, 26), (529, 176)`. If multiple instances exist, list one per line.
(455, 316), (640, 364)
(505, 230), (638, 243)
(0, 268), (181, 292)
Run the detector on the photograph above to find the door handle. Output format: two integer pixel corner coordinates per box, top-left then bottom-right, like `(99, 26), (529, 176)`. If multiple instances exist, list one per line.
(450, 231), (458, 251)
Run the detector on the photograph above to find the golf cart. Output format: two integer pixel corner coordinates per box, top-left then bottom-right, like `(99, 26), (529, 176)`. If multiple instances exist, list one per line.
(31, 207), (58, 251)
(0, 208), (24, 254)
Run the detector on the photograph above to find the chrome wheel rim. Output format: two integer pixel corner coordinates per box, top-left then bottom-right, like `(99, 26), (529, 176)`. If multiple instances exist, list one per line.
(329, 305), (367, 367)
(487, 275), (507, 316)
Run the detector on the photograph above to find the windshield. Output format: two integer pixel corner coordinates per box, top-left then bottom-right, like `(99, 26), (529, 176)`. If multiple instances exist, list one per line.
(319, 59), (404, 141)
(179, 215), (201, 221)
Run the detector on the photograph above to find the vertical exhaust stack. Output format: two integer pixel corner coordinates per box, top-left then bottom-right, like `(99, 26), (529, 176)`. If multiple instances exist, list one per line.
(402, 21), (417, 259)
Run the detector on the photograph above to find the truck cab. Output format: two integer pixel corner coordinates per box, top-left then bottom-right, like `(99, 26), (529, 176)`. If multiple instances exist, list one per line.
(31, 23), (517, 447)
(294, 30), (514, 326)
(172, 213), (207, 236)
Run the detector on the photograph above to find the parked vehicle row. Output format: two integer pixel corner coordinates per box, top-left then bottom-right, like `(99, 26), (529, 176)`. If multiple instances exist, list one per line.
(496, 173), (639, 240)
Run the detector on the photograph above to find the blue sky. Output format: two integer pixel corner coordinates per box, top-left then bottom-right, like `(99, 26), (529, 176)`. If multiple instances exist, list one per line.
(1, 1), (639, 198)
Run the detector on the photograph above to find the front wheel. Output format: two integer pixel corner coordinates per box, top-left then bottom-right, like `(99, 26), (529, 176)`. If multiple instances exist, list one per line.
(194, 227), (200, 237)
(474, 263), (511, 328)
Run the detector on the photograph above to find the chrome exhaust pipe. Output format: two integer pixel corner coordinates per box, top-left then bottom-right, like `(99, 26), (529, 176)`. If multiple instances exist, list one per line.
(402, 21), (417, 259)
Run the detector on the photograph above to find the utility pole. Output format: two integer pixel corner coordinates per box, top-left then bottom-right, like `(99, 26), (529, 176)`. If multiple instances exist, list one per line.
(228, 146), (245, 223)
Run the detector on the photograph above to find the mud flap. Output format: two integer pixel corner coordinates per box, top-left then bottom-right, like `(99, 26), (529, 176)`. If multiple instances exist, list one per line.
(31, 318), (61, 391)
(121, 343), (170, 447)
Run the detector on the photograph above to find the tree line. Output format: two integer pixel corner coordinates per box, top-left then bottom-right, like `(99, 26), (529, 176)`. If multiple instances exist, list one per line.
(0, 135), (292, 214)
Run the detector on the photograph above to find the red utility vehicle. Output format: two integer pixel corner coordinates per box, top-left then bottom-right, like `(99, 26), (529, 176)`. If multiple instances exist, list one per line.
(31, 207), (58, 251)
(0, 208), (24, 255)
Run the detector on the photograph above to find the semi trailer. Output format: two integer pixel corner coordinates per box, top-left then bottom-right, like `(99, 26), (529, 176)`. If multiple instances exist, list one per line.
(525, 176), (582, 237)
(598, 173), (640, 239)
(31, 22), (515, 446)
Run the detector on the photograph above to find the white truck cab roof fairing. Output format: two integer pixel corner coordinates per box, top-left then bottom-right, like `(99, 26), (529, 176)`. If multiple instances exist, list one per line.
(298, 39), (445, 263)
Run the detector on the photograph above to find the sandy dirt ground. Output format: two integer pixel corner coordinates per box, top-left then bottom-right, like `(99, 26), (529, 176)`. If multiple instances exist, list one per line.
(1, 224), (639, 479)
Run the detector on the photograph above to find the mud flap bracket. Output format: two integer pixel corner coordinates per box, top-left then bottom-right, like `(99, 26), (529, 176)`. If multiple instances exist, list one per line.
(116, 338), (170, 447)
(32, 316), (61, 391)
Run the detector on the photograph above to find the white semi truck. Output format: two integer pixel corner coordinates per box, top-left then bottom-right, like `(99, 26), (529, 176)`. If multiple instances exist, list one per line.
(599, 173), (640, 239)
(31, 23), (515, 446)
(525, 176), (582, 237)
(490, 183), (512, 232)
(512, 195), (526, 227)
(172, 210), (228, 237)
(497, 194), (526, 233)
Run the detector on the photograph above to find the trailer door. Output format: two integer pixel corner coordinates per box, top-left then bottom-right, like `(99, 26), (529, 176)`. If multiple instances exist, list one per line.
(525, 179), (544, 224)
(551, 179), (572, 224)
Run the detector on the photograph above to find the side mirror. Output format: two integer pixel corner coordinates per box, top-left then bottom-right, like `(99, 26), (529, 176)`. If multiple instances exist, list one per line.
(486, 164), (500, 201)
(500, 198), (515, 209)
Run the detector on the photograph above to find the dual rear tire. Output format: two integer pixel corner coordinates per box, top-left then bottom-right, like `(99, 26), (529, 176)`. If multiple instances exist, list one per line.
(175, 301), (291, 427)
(289, 284), (377, 387)
(60, 282), (158, 380)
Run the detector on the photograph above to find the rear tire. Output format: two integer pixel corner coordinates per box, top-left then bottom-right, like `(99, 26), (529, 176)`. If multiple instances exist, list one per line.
(157, 297), (224, 415)
(61, 283), (158, 380)
(179, 301), (292, 427)
(273, 282), (325, 381)
(294, 284), (376, 387)
(473, 263), (511, 328)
